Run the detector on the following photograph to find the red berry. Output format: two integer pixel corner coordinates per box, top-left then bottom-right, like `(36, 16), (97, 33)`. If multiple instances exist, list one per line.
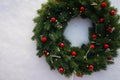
(90, 44), (95, 49)
(71, 51), (77, 57)
(58, 67), (64, 73)
(107, 56), (112, 60)
(99, 18), (104, 23)
(106, 27), (113, 33)
(88, 65), (94, 71)
(43, 50), (49, 56)
(80, 6), (85, 12)
(101, 2), (107, 8)
(59, 42), (65, 48)
(51, 17), (56, 22)
(110, 10), (116, 16)
(77, 73), (83, 77)
(92, 34), (97, 39)
(104, 43), (109, 49)
(41, 37), (47, 43)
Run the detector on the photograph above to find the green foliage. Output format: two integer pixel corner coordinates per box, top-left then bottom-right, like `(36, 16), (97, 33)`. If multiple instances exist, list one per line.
(32, 0), (120, 77)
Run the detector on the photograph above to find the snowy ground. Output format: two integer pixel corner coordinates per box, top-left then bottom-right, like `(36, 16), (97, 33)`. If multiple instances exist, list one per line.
(0, 0), (120, 80)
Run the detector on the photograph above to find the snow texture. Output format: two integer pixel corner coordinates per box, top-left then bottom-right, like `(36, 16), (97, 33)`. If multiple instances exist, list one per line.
(0, 0), (120, 80)
(64, 16), (92, 47)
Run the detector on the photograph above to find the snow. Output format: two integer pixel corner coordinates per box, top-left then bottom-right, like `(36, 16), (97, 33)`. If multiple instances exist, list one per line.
(0, 0), (120, 80)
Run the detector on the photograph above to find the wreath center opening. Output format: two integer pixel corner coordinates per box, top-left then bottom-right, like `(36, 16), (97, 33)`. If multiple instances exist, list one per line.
(63, 16), (92, 48)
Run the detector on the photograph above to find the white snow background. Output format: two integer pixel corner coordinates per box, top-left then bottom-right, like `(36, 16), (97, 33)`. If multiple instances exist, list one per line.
(0, 0), (120, 80)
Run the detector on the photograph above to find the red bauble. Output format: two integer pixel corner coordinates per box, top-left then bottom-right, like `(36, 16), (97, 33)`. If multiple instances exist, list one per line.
(88, 65), (94, 71)
(71, 51), (77, 57)
(104, 43), (109, 49)
(59, 42), (65, 48)
(77, 73), (83, 77)
(58, 67), (64, 73)
(99, 18), (104, 23)
(41, 37), (47, 43)
(43, 50), (49, 56)
(110, 10), (116, 16)
(51, 17), (57, 22)
(107, 57), (112, 61)
(101, 2), (107, 8)
(90, 44), (95, 49)
(92, 34), (97, 39)
(106, 27), (113, 33)
(80, 6), (85, 12)
(107, 56), (112, 61)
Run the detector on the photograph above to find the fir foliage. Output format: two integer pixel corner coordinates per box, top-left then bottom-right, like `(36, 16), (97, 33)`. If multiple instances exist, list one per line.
(32, 0), (120, 77)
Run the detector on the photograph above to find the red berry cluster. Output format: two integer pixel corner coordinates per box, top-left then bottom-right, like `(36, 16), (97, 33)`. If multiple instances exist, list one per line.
(80, 6), (85, 12)
(50, 2), (116, 24)
(51, 17), (57, 22)
(41, 37), (47, 43)
(88, 65), (94, 71)
(92, 34), (97, 39)
(104, 43), (109, 49)
(101, 2), (107, 8)
(100, 2), (116, 22)
(90, 44), (95, 49)
(106, 27), (113, 33)
(58, 67), (64, 73)
(71, 51), (77, 57)
(43, 50), (49, 56)
(59, 42), (65, 48)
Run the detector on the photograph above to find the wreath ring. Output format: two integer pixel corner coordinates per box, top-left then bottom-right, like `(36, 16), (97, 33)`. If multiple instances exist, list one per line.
(32, 0), (120, 77)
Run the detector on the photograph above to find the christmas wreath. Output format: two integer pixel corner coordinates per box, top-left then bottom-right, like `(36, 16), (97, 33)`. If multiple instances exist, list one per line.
(32, 0), (120, 77)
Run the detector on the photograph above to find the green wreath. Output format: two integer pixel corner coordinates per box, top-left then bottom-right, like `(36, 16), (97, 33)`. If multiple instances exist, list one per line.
(32, 0), (120, 77)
